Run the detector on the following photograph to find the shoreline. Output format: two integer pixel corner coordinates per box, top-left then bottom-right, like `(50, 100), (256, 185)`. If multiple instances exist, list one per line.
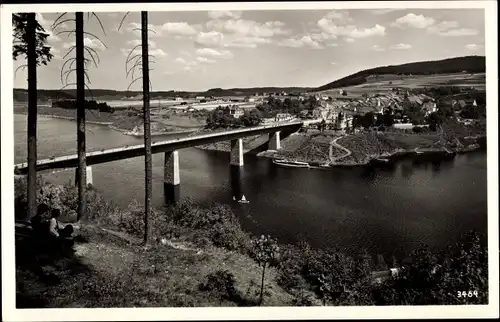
(15, 112), (200, 137)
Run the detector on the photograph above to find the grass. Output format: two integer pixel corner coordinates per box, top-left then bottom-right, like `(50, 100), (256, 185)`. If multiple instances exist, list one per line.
(16, 224), (293, 308)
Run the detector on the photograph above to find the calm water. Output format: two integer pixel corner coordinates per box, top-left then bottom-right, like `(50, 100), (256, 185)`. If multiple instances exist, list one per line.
(14, 114), (488, 259)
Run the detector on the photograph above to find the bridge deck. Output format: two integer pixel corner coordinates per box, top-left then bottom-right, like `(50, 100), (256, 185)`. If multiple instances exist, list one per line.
(14, 121), (307, 174)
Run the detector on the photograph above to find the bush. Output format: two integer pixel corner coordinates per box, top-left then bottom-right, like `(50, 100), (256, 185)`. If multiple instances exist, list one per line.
(198, 270), (238, 303)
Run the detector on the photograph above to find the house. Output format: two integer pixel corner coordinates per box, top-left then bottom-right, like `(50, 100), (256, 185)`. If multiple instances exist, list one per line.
(228, 106), (244, 119)
(174, 97), (183, 101)
(275, 112), (294, 122)
(196, 96), (205, 100)
(422, 101), (438, 116)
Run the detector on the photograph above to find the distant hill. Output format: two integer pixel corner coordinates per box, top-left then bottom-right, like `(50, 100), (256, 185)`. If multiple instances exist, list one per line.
(13, 87), (313, 102)
(13, 56), (485, 102)
(315, 56), (486, 92)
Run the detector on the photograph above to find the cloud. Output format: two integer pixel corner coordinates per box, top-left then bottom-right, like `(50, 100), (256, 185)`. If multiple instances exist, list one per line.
(371, 9), (405, 15)
(160, 22), (199, 36)
(427, 20), (479, 37)
(318, 11), (386, 39)
(46, 30), (61, 43)
(436, 28), (479, 37)
(150, 48), (167, 57)
(195, 31), (224, 47)
(223, 36), (271, 48)
(465, 44), (484, 51)
(392, 13), (435, 29)
(208, 11), (242, 20)
(196, 56), (216, 63)
(371, 45), (385, 52)
(331, 62), (337, 65)
(327, 43), (339, 47)
(277, 36), (323, 49)
(389, 43), (412, 50)
(36, 13), (53, 28)
(206, 19), (290, 38)
(196, 48), (233, 59)
(344, 37), (355, 43)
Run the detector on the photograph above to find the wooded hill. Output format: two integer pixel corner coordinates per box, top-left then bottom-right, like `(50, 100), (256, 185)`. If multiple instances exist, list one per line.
(315, 56), (486, 91)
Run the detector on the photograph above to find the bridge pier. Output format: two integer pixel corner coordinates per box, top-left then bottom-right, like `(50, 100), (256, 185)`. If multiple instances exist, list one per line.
(164, 150), (180, 203)
(230, 138), (244, 167)
(74, 166), (93, 187)
(268, 131), (281, 151)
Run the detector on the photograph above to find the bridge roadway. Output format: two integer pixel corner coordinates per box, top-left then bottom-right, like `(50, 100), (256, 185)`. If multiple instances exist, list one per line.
(14, 120), (310, 174)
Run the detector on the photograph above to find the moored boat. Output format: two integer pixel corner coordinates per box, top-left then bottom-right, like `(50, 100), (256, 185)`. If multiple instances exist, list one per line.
(238, 195), (250, 204)
(273, 159), (310, 168)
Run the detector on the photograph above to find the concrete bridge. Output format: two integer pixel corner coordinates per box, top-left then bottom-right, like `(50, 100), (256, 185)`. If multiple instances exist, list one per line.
(14, 120), (312, 201)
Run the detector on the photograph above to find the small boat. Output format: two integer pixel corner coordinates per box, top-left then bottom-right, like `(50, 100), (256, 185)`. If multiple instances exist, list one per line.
(415, 148), (424, 155)
(374, 158), (390, 163)
(238, 195), (250, 204)
(273, 159), (310, 168)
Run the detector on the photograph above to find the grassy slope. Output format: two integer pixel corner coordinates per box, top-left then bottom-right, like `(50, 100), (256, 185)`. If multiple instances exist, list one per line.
(16, 224), (294, 308)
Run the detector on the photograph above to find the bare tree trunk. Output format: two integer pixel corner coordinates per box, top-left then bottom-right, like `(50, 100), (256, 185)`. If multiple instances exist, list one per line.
(75, 12), (86, 221)
(141, 11), (152, 244)
(26, 13), (37, 221)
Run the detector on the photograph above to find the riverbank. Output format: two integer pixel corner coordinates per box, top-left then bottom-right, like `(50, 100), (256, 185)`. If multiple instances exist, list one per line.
(14, 107), (205, 137)
(14, 177), (488, 307)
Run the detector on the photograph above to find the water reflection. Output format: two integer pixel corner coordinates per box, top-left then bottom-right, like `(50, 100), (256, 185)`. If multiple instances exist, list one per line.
(230, 165), (244, 200)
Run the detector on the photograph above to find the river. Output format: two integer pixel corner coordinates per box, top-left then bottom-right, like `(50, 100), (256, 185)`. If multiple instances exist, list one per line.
(14, 114), (488, 260)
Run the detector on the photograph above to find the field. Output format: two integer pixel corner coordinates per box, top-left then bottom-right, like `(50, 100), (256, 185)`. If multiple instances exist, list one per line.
(317, 73), (486, 98)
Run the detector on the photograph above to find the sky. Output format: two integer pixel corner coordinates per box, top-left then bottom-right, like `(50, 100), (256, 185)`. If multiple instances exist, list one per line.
(12, 8), (485, 92)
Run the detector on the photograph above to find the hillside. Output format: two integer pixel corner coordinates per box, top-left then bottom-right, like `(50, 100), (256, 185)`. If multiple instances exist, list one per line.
(315, 56), (486, 91)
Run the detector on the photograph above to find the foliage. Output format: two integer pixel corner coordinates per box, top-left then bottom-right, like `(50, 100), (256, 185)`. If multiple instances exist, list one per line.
(198, 270), (238, 303)
(12, 13), (53, 66)
(205, 106), (262, 129)
(249, 235), (280, 305)
(256, 95), (318, 118)
(51, 100), (115, 113)
(371, 230), (488, 305)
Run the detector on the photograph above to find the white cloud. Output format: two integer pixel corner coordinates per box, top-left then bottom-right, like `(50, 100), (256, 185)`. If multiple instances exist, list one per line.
(371, 45), (385, 52)
(208, 11), (242, 20)
(371, 9), (405, 15)
(150, 48), (167, 57)
(224, 36), (271, 48)
(46, 30), (61, 43)
(327, 43), (339, 47)
(196, 48), (233, 59)
(206, 19), (290, 38)
(392, 13), (435, 29)
(126, 39), (157, 49)
(196, 56), (216, 63)
(160, 22), (199, 36)
(277, 36), (323, 49)
(390, 43), (412, 50)
(438, 28), (479, 37)
(331, 62), (337, 65)
(465, 44), (484, 51)
(62, 38), (106, 51)
(349, 24), (386, 38)
(344, 37), (355, 43)
(195, 31), (224, 47)
(427, 20), (478, 37)
(175, 57), (187, 64)
(318, 11), (386, 39)
(36, 13), (53, 28)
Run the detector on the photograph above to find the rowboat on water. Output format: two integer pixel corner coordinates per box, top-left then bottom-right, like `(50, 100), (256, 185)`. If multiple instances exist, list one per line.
(273, 159), (310, 168)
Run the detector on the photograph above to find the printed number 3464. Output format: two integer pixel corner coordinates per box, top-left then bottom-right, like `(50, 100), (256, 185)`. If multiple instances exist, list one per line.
(457, 291), (478, 298)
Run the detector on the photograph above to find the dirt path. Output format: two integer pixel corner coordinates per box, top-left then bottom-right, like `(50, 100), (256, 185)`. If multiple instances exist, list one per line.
(330, 136), (352, 163)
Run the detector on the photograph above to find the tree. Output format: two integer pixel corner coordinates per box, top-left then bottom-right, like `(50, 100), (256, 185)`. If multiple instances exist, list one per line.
(75, 12), (87, 222)
(251, 235), (280, 306)
(141, 11), (153, 244)
(13, 13), (53, 221)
